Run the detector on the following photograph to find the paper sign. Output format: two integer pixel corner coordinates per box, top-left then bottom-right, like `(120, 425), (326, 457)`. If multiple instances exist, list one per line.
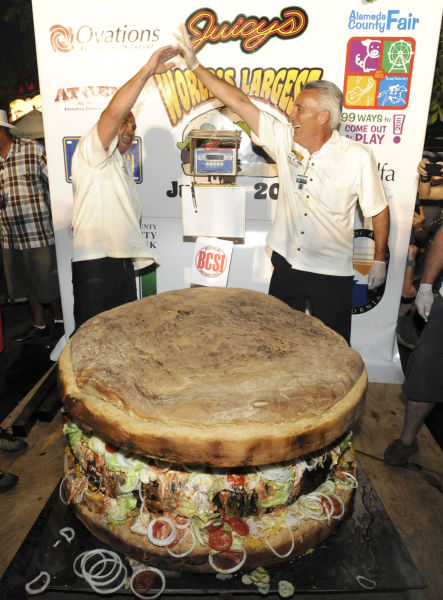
(191, 237), (233, 287)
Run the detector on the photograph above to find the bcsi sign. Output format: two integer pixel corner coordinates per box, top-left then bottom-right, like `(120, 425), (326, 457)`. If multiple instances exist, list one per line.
(191, 237), (233, 288)
(195, 246), (227, 278)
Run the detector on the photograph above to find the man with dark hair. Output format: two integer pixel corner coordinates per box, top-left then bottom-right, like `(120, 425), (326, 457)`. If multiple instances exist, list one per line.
(175, 27), (390, 343)
(0, 110), (64, 342)
(71, 45), (178, 329)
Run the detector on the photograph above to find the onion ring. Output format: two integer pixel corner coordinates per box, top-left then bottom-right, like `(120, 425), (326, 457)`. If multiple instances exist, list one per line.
(58, 477), (70, 505)
(356, 575), (376, 589)
(130, 566), (166, 600)
(73, 549), (127, 595)
(118, 473), (140, 493)
(166, 526), (195, 558)
(59, 527), (75, 544)
(25, 571), (50, 595)
(208, 548), (247, 574)
(329, 493), (345, 519)
(84, 557), (126, 594)
(147, 517), (176, 547)
(264, 527), (294, 558)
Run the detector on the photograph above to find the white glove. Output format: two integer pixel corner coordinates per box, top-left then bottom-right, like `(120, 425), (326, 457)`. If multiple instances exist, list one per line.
(367, 260), (387, 290)
(174, 23), (200, 70)
(415, 283), (434, 321)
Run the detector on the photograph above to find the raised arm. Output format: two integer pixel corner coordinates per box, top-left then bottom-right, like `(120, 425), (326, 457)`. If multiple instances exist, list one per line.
(175, 24), (260, 136)
(98, 45), (179, 150)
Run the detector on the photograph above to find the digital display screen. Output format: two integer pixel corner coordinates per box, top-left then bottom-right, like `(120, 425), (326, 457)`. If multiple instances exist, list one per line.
(206, 154), (225, 161)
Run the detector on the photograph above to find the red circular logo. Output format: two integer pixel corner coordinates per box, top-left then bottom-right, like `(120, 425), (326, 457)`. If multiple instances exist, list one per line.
(195, 246), (227, 278)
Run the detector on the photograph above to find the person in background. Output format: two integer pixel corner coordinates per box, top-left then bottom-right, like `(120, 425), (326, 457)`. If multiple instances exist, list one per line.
(71, 45), (178, 330)
(0, 110), (64, 343)
(384, 223), (443, 466)
(175, 26), (389, 344)
(397, 158), (443, 348)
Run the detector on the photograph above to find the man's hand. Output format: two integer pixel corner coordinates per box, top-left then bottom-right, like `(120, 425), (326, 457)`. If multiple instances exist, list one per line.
(368, 260), (386, 290)
(415, 283), (434, 321)
(174, 23), (200, 70)
(412, 206), (425, 231)
(417, 158), (430, 178)
(146, 45), (180, 75)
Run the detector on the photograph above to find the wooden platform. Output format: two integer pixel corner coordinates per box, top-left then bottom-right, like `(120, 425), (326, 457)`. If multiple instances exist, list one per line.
(0, 374), (442, 599)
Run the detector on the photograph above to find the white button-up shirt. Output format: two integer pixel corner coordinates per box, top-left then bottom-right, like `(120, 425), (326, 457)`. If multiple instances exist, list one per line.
(71, 124), (158, 269)
(253, 111), (388, 276)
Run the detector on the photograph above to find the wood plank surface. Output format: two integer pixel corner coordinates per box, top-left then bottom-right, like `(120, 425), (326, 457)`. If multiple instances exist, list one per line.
(0, 378), (442, 599)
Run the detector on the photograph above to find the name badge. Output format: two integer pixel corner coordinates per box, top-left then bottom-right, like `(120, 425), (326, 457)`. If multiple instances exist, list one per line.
(287, 152), (302, 168)
(296, 174), (308, 189)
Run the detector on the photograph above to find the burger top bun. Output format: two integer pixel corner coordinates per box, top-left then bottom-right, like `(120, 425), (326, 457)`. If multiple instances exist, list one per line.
(59, 287), (366, 466)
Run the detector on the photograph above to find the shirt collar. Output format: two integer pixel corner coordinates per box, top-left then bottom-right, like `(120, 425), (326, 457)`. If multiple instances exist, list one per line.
(293, 129), (341, 161)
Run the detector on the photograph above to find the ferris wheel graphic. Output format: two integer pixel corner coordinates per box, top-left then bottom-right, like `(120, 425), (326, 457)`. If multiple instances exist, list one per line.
(387, 40), (413, 72)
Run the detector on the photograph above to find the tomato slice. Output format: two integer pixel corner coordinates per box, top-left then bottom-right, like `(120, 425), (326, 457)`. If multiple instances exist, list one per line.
(320, 496), (341, 517)
(133, 571), (155, 594)
(224, 517), (249, 536)
(152, 520), (172, 539)
(227, 473), (246, 487)
(208, 529), (232, 552)
(105, 442), (118, 453)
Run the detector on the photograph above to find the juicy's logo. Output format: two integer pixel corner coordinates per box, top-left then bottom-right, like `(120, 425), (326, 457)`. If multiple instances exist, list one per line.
(187, 7), (308, 54)
(50, 24), (74, 53)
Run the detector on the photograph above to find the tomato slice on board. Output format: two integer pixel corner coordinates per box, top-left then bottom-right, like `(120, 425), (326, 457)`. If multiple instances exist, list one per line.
(208, 529), (233, 552)
(224, 517), (249, 536)
(320, 496), (341, 516)
(227, 473), (246, 487)
(133, 571), (156, 594)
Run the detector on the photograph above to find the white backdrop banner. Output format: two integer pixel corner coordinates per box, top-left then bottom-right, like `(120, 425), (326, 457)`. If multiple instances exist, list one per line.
(31, 0), (443, 382)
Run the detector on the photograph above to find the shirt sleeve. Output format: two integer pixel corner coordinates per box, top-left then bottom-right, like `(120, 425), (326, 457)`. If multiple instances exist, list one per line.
(358, 147), (388, 217)
(251, 110), (292, 162)
(39, 145), (48, 186)
(76, 123), (119, 170)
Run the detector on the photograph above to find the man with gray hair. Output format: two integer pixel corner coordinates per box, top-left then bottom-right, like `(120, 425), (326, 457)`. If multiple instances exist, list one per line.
(175, 27), (389, 343)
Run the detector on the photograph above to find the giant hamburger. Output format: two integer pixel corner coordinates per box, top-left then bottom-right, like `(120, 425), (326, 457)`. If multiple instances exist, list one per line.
(59, 287), (366, 573)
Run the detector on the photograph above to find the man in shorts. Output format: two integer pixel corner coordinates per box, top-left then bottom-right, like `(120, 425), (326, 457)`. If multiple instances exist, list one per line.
(0, 110), (63, 342)
(384, 224), (443, 466)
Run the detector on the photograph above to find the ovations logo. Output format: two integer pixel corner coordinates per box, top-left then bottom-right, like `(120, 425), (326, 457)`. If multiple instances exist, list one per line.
(186, 7), (308, 54)
(49, 23), (160, 53)
(50, 24), (74, 53)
